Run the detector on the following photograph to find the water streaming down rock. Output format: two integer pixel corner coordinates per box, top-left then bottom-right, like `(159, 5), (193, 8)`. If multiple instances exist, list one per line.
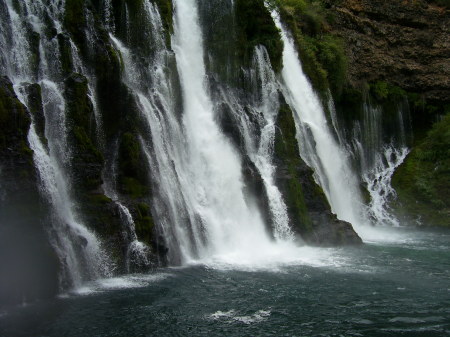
(270, 11), (367, 231)
(363, 146), (409, 226)
(108, 0), (298, 264)
(167, 0), (283, 261)
(101, 137), (151, 272)
(108, 2), (196, 263)
(1, 0), (112, 289)
(216, 46), (294, 241)
(344, 101), (412, 226)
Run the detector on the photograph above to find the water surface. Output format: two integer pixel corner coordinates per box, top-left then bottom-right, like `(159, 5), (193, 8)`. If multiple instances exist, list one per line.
(2, 227), (449, 337)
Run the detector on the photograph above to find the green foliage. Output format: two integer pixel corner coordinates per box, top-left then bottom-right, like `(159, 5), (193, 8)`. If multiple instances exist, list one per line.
(392, 112), (450, 227)
(275, 0), (347, 96)
(235, 0), (284, 72)
(370, 81), (406, 102)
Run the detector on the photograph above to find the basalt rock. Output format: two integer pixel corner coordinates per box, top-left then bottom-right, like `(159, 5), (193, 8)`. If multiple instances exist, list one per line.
(323, 0), (450, 104)
(274, 98), (362, 246)
(0, 76), (59, 308)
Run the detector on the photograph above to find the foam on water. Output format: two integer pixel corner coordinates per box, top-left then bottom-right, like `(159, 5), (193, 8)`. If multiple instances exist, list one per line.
(71, 273), (172, 296)
(194, 243), (348, 272)
(208, 309), (271, 324)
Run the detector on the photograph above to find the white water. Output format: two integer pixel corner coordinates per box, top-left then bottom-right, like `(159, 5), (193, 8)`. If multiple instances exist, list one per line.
(348, 102), (411, 227)
(271, 11), (368, 234)
(2, 0), (112, 289)
(364, 146), (409, 226)
(108, 0), (302, 265)
(217, 46), (294, 241)
(171, 0), (279, 260)
(108, 1), (194, 263)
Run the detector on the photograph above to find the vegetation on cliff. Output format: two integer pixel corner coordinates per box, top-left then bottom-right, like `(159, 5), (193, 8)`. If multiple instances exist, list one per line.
(392, 112), (450, 227)
(270, 0), (347, 96)
(235, 0), (284, 72)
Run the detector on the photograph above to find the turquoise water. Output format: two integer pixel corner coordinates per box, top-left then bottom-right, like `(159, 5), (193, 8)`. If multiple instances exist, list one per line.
(1, 227), (449, 336)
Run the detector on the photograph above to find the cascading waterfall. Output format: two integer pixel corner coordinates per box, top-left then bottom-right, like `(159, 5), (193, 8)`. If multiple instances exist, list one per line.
(101, 138), (151, 272)
(347, 102), (411, 226)
(1, 0), (111, 289)
(270, 11), (367, 231)
(171, 0), (290, 261)
(216, 46), (293, 241)
(109, 0), (300, 265)
(363, 146), (409, 226)
(102, 0), (116, 33)
(108, 1), (197, 263)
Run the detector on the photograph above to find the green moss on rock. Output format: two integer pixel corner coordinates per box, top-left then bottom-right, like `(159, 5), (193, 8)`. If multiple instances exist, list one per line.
(64, 0), (86, 46)
(65, 73), (103, 164)
(118, 132), (149, 199)
(274, 103), (313, 232)
(153, 0), (173, 35)
(235, 0), (284, 72)
(134, 202), (155, 245)
(0, 77), (31, 152)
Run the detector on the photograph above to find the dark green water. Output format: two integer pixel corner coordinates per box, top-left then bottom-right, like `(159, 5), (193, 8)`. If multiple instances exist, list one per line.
(1, 227), (449, 337)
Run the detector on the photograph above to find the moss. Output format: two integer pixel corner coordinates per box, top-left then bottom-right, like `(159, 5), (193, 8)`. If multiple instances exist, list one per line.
(137, 202), (150, 217)
(274, 103), (313, 232)
(57, 34), (74, 76)
(83, 194), (122, 239)
(0, 78), (31, 151)
(88, 193), (113, 205)
(134, 215), (154, 246)
(119, 132), (140, 177)
(235, 0), (284, 72)
(19, 140), (33, 157)
(117, 132), (150, 199)
(392, 112), (450, 227)
(65, 73), (103, 164)
(29, 31), (41, 78)
(64, 0), (86, 46)
(153, 0), (173, 35)
(120, 177), (148, 199)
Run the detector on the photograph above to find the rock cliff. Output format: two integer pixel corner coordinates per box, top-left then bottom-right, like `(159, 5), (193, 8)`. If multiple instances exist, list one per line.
(323, 0), (449, 104)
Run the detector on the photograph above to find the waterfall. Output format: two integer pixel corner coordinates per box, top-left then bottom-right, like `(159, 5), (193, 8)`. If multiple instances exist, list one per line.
(270, 11), (367, 230)
(363, 146), (409, 226)
(108, 0), (299, 265)
(348, 102), (412, 226)
(108, 2), (195, 263)
(170, 0), (277, 260)
(2, 0), (112, 289)
(101, 137), (151, 272)
(216, 46), (294, 241)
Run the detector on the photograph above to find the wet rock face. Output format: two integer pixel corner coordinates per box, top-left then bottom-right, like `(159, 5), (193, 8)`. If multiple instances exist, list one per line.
(324, 0), (450, 103)
(0, 76), (59, 308)
(303, 212), (363, 246)
(273, 100), (362, 246)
